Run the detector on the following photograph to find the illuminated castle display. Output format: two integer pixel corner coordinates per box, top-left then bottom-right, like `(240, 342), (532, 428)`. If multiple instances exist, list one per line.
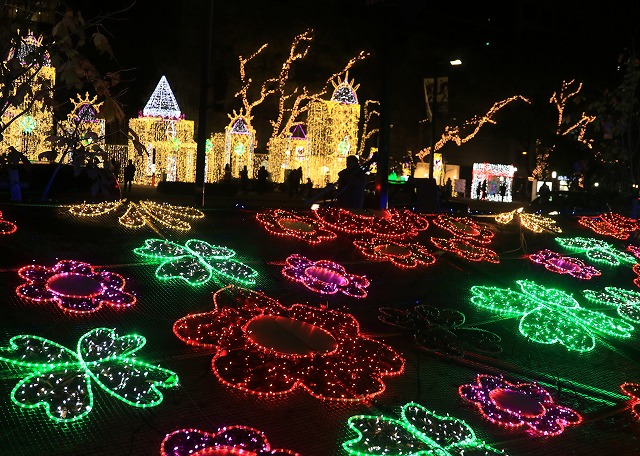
(224, 110), (256, 178)
(305, 73), (360, 186)
(0, 31), (55, 160)
(128, 76), (197, 185)
(61, 93), (105, 149)
(268, 124), (309, 183)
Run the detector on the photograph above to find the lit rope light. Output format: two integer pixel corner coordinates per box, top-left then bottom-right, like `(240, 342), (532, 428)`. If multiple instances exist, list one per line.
(161, 426), (300, 456)
(470, 279), (634, 352)
(628, 245), (640, 259)
(582, 287), (640, 324)
(415, 96), (530, 161)
(282, 254), (369, 298)
(134, 239), (258, 287)
(430, 238), (500, 263)
(68, 199), (204, 231)
(635, 264), (640, 289)
(173, 285), (404, 402)
(433, 214), (494, 244)
(0, 328), (179, 422)
(495, 210), (562, 233)
(578, 213), (639, 240)
(314, 207), (429, 239)
(0, 211), (18, 235)
(528, 249), (601, 280)
(556, 237), (637, 266)
(550, 80), (595, 149)
(379, 305), (502, 357)
(353, 237), (436, 268)
(459, 374), (582, 437)
(16, 260), (136, 314)
(256, 209), (337, 244)
(621, 383), (640, 422)
(342, 401), (506, 455)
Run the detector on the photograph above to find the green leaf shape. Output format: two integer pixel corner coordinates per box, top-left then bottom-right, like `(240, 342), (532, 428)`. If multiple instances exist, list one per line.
(519, 307), (595, 352)
(134, 238), (191, 260)
(0, 334), (80, 369)
(209, 259), (257, 286)
(470, 286), (537, 317)
(342, 401), (505, 455)
(583, 287), (640, 323)
(185, 239), (235, 260)
(556, 237), (636, 266)
(156, 256), (212, 285)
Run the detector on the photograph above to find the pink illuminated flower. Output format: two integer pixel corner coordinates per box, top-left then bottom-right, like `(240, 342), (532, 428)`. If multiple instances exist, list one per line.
(459, 374), (582, 436)
(173, 285), (404, 402)
(282, 254), (369, 298)
(16, 260), (136, 314)
(0, 211), (17, 235)
(353, 237), (436, 268)
(256, 209), (337, 244)
(161, 426), (299, 456)
(528, 249), (601, 279)
(634, 264), (640, 289)
(621, 383), (640, 422)
(314, 207), (429, 238)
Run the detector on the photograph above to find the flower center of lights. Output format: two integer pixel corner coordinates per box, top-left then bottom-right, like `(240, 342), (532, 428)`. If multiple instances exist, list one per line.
(489, 388), (545, 418)
(304, 266), (349, 287)
(47, 273), (102, 298)
(547, 257), (579, 272)
(278, 218), (314, 232)
(246, 315), (337, 356)
(374, 243), (411, 258)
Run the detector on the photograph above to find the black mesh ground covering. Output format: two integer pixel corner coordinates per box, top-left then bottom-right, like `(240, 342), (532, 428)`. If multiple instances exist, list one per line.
(0, 200), (639, 455)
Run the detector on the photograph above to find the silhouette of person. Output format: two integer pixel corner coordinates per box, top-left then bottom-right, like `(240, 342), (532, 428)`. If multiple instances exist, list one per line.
(481, 179), (487, 200)
(539, 181), (551, 197)
(123, 159), (136, 193)
(444, 177), (452, 199)
(499, 182), (507, 201)
(257, 165), (269, 194)
(223, 163), (231, 182)
(239, 165), (249, 193)
(475, 183), (482, 200)
(336, 155), (368, 209)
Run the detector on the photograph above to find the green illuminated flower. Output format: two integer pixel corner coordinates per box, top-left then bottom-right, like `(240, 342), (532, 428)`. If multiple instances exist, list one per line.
(19, 115), (37, 133)
(0, 328), (179, 422)
(583, 287), (640, 323)
(556, 237), (636, 267)
(470, 279), (634, 352)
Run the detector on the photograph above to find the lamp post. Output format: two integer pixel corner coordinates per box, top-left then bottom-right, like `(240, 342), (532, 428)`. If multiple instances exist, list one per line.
(428, 59), (461, 181)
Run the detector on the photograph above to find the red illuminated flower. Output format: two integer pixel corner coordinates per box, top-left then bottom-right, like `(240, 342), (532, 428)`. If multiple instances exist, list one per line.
(621, 382), (640, 421)
(459, 374), (582, 436)
(282, 254), (370, 298)
(0, 211), (17, 235)
(578, 213), (639, 240)
(173, 285), (404, 402)
(314, 207), (429, 238)
(16, 260), (136, 314)
(433, 214), (494, 244)
(528, 249), (601, 280)
(161, 425), (299, 456)
(353, 237), (436, 268)
(256, 209), (337, 244)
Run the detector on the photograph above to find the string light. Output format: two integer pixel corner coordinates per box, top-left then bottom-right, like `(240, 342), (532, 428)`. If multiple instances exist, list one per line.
(142, 76), (182, 118)
(430, 238), (500, 263)
(282, 254), (369, 298)
(621, 383), (640, 422)
(256, 209), (337, 244)
(495, 210), (562, 233)
(578, 213), (640, 240)
(528, 249), (601, 280)
(634, 264), (640, 289)
(433, 215), (494, 244)
(459, 374), (582, 437)
(134, 238), (258, 287)
(357, 100), (380, 155)
(173, 285), (404, 402)
(379, 305), (502, 357)
(342, 401), (506, 455)
(68, 199), (204, 231)
(628, 245), (640, 259)
(415, 96), (530, 161)
(0, 211), (18, 235)
(161, 426), (300, 456)
(582, 287), (640, 323)
(556, 237), (637, 266)
(16, 260), (136, 314)
(314, 207), (429, 239)
(353, 237), (436, 268)
(0, 328), (179, 422)
(550, 80), (595, 149)
(470, 279), (634, 352)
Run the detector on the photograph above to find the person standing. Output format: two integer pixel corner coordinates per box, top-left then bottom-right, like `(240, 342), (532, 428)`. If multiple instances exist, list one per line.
(239, 165), (249, 193)
(123, 159), (136, 193)
(336, 155), (368, 209)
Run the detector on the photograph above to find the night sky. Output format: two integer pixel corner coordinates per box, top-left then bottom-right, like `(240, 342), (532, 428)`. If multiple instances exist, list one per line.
(67, 0), (639, 164)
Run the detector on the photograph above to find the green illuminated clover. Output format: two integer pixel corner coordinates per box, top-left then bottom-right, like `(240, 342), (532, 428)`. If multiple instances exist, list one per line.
(556, 236), (637, 267)
(134, 238), (258, 287)
(0, 328), (179, 422)
(470, 279), (634, 352)
(583, 287), (640, 324)
(342, 401), (506, 455)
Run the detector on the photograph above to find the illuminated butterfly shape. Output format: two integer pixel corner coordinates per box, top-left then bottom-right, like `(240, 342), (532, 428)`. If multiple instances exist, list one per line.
(470, 279), (634, 352)
(0, 210), (17, 235)
(495, 210), (561, 233)
(342, 401), (506, 456)
(134, 238), (258, 286)
(556, 237), (636, 267)
(582, 287), (640, 324)
(0, 328), (179, 422)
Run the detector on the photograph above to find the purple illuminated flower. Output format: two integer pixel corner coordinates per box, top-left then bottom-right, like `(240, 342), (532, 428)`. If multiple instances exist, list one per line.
(282, 254), (369, 298)
(528, 249), (601, 280)
(459, 374), (582, 437)
(16, 260), (136, 314)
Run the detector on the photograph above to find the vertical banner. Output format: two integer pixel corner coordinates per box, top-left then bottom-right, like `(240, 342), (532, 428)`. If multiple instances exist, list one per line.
(424, 77), (449, 116)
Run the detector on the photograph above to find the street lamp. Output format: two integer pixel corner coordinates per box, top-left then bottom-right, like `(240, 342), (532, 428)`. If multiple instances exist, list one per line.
(428, 59), (462, 181)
